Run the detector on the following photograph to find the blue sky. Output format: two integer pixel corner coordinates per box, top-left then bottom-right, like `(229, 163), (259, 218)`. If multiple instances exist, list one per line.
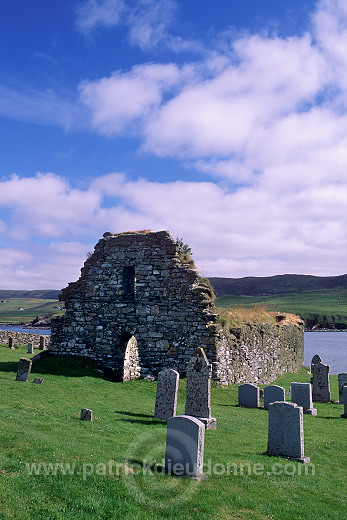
(0, 0), (346, 289)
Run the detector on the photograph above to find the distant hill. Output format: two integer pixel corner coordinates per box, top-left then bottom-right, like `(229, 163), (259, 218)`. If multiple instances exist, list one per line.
(0, 289), (61, 299)
(209, 274), (347, 297)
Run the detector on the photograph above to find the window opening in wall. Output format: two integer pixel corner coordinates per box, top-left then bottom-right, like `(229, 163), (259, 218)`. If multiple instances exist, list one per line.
(123, 266), (136, 299)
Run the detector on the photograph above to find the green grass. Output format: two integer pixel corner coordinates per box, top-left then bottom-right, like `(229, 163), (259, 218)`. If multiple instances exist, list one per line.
(216, 288), (347, 322)
(0, 346), (345, 519)
(0, 298), (63, 324)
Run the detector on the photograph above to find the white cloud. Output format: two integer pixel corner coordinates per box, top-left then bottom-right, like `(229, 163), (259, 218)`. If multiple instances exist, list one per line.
(0, 86), (82, 130)
(0, 168), (345, 288)
(76, 0), (126, 34)
(76, 0), (178, 50)
(79, 63), (181, 134)
(127, 0), (177, 50)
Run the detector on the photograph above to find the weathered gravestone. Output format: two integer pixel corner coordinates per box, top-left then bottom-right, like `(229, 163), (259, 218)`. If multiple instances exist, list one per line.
(341, 387), (347, 418)
(311, 362), (331, 402)
(266, 401), (310, 463)
(291, 382), (317, 415)
(39, 336), (46, 350)
(310, 354), (322, 373)
(338, 373), (347, 403)
(165, 415), (205, 478)
(8, 337), (15, 349)
(263, 385), (285, 410)
(238, 383), (260, 408)
(80, 408), (93, 421)
(33, 378), (44, 384)
(185, 347), (216, 429)
(154, 368), (179, 420)
(27, 343), (34, 354)
(15, 358), (32, 382)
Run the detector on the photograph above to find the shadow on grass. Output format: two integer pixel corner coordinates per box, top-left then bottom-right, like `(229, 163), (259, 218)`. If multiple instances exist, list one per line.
(0, 361), (19, 373)
(125, 458), (165, 474)
(114, 410), (163, 425)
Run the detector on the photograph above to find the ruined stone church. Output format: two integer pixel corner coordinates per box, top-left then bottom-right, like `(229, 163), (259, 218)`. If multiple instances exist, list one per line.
(50, 230), (304, 383)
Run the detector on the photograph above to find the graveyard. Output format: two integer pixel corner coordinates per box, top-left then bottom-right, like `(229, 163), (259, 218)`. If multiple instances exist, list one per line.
(0, 343), (345, 520)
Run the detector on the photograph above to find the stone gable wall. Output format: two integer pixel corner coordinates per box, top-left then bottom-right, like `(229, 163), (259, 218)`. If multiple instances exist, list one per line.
(49, 230), (304, 383)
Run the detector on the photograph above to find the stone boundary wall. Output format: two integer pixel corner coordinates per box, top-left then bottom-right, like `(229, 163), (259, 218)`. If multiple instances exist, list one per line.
(216, 322), (304, 385)
(0, 331), (51, 348)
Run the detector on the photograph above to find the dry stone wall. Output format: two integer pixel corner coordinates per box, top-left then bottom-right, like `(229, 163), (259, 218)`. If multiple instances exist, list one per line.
(0, 331), (50, 348)
(49, 230), (304, 384)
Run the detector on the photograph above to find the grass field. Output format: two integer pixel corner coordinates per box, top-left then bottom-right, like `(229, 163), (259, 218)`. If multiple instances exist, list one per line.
(216, 288), (347, 321)
(0, 346), (345, 520)
(0, 298), (63, 324)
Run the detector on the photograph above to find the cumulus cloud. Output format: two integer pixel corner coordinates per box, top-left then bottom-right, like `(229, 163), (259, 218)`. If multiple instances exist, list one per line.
(0, 168), (345, 288)
(79, 63), (182, 134)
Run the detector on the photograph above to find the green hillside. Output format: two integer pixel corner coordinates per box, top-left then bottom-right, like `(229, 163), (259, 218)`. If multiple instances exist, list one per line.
(0, 298), (63, 324)
(215, 288), (347, 329)
(209, 273), (347, 296)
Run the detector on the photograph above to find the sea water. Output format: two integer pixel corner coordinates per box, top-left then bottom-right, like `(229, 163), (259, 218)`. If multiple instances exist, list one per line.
(304, 331), (347, 374)
(0, 325), (51, 335)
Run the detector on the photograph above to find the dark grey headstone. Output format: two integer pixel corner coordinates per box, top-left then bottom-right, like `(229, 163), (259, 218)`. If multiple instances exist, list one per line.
(238, 383), (260, 408)
(310, 354), (322, 373)
(80, 408), (93, 421)
(341, 387), (347, 418)
(338, 374), (347, 403)
(15, 358), (32, 382)
(263, 385), (285, 409)
(27, 343), (34, 354)
(266, 401), (310, 463)
(33, 378), (44, 384)
(165, 415), (205, 477)
(291, 382), (317, 415)
(311, 362), (331, 402)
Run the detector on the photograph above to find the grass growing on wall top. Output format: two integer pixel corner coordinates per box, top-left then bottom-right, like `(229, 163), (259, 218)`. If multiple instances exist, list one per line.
(0, 345), (345, 520)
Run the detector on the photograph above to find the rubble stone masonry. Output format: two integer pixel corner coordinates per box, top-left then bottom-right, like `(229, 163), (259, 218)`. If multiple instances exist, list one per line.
(49, 230), (304, 383)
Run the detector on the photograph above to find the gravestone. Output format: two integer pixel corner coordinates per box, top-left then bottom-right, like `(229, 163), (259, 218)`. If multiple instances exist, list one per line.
(165, 415), (205, 478)
(238, 383), (260, 408)
(185, 348), (216, 429)
(39, 336), (46, 350)
(8, 337), (14, 349)
(154, 368), (179, 420)
(310, 354), (322, 373)
(266, 401), (310, 463)
(311, 362), (331, 402)
(291, 382), (317, 415)
(80, 408), (93, 421)
(33, 378), (44, 384)
(338, 374), (347, 403)
(263, 385), (285, 410)
(15, 358), (32, 382)
(27, 343), (34, 354)
(341, 387), (347, 418)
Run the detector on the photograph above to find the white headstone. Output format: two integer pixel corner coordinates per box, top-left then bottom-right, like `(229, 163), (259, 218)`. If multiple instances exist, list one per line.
(185, 348), (213, 424)
(238, 383), (260, 408)
(165, 415), (205, 477)
(154, 368), (179, 420)
(311, 362), (331, 402)
(338, 373), (347, 403)
(263, 385), (285, 410)
(266, 401), (310, 462)
(291, 382), (317, 415)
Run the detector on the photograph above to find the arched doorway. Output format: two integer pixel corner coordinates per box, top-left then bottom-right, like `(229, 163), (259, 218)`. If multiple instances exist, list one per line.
(117, 333), (140, 381)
